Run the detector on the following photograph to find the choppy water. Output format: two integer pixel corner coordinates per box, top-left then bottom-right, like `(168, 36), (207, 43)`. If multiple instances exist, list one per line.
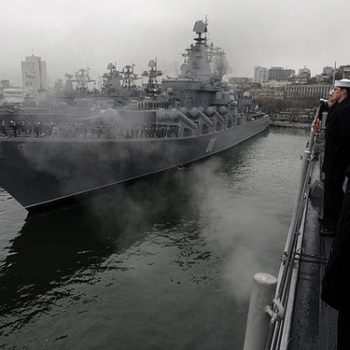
(0, 128), (308, 349)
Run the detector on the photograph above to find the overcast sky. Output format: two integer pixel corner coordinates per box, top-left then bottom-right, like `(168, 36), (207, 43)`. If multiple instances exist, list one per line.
(1, 0), (349, 86)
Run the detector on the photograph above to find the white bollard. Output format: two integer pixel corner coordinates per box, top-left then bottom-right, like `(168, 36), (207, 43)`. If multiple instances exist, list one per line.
(243, 272), (277, 350)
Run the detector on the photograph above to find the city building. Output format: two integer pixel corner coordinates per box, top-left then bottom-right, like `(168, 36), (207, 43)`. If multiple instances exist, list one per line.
(249, 63), (350, 103)
(253, 66), (268, 83)
(290, 67), (312, 84)
(262, 80), (290, 88)
(268, 67), (295, 81)
(338, 65), (350, 79)
(2, 88), (25, 105)
(0, 80), (10, 89)
(0, 80), (10, 99)
(228, 77), (250, 85)
(313, 66), (335, 84)
(298, 67), (311, 79)
(251, 86), (285, 100)
(285, 84), (332, 99)
(21, 55), (48, 104)
(323, 66), (333, 77)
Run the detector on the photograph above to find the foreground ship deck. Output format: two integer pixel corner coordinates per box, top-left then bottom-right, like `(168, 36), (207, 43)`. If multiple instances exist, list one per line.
(243, 123), (337, 349)
(288, 171), (337, 349)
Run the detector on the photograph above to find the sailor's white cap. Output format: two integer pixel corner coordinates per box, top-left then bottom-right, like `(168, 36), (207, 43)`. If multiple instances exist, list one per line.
(334, 79), (350, 88)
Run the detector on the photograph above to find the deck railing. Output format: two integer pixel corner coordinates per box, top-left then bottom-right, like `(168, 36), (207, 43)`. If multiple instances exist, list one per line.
(243, 115), (320, 350)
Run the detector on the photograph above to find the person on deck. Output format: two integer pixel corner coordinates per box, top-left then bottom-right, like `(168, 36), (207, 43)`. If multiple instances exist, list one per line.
(322, 165), (350, 349)
(321, 79), (350, 235)
(319, 89), (337, 128)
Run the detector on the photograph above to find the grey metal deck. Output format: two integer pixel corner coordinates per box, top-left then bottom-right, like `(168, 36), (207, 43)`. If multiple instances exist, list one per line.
(289, 179), (337, 349)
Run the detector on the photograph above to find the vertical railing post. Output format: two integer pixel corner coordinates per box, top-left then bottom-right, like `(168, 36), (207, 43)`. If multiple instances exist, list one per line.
(243, 273), (277, 350)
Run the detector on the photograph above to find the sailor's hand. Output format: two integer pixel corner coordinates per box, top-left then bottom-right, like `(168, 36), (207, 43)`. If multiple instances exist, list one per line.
(313, 118), (321, 133)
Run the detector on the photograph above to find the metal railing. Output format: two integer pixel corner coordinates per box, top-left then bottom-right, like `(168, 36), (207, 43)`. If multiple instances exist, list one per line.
(243, 115), (320, 350)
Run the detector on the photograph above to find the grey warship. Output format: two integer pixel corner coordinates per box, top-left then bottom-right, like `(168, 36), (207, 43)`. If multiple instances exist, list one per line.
(0, 20), (270, 211)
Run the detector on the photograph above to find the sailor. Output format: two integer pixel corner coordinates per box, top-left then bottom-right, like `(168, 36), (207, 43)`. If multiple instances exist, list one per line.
(321, 79), (350, 235)
(10, 120), (17, 137)
(0, 120), (7, 136)
(316, 89), (336, 128)
(322, 165), (350, 349)
(34, 121), (42, 138)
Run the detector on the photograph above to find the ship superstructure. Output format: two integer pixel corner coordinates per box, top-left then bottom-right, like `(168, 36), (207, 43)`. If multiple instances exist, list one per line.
(161, 20), (234, 110)
(0, 20), (270, 211)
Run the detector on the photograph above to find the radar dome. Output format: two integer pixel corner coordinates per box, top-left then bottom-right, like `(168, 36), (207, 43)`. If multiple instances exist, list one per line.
(189, 107), (199, 118)
(206, 106), (217, 116)
(218, 106), (228, 114)
(168, 109), (179, 119)
(156, 109), (167, 119)
(180, 107), (188, 114)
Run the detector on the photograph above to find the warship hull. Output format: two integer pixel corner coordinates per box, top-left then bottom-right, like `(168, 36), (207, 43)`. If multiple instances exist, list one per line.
(0, 117), (269, 211)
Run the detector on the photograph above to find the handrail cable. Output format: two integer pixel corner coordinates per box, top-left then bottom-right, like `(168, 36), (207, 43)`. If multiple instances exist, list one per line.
(264, 114), (320, 350)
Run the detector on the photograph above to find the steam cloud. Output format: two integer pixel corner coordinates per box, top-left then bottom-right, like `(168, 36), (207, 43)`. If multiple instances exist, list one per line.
(188, 153), (288, 301)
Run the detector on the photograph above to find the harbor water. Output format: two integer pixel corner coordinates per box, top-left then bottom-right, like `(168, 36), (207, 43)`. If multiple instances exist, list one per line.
(0, 128), (308, 349)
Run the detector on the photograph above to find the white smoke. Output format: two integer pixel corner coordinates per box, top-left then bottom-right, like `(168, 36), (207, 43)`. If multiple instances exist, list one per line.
(188, 144), (294, 301)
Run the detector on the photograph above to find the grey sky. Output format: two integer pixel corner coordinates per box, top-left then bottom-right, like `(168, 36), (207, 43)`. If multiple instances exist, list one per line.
(1, 0), (349, 85)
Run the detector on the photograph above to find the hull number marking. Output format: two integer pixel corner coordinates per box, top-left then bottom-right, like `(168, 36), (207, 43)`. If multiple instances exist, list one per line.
(206, 137), (216, 153)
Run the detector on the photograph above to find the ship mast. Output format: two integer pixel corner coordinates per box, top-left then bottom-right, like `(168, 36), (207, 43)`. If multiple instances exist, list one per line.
(332, 61), (337, 85)
(193, 19), (207, 45)
(101, 63), (122, 95)
(121, 64), (137, 90)
(73, 67), (95, 93)
(143, 59), (162, 97)
(179, 19), (212, 82)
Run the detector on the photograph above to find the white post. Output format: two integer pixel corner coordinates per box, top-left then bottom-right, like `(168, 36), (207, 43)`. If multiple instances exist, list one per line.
(243, 273), (277, 350)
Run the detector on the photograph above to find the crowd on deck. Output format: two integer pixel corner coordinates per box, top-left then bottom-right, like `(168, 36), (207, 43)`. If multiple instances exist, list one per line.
(0, 119), (181, 139)
(315, 79), (350, 350)
(0, 120), (112, 138)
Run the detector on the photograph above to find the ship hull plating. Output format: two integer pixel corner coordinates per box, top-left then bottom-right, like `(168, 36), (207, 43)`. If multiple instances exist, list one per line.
(0, 117), (269, 210)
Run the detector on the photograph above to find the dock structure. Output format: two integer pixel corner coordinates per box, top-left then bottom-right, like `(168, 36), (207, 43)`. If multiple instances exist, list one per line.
(243, 119), (337, 349)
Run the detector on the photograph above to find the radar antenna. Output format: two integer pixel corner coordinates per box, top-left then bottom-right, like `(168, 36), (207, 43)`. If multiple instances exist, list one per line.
(332, 61), (337, 85)
(142, 59), (163, 97)
(193, 19), (207, 45)
(121, 64), (138, 90)
(101, 62), (122, 95)
(73, 67), (95, 92)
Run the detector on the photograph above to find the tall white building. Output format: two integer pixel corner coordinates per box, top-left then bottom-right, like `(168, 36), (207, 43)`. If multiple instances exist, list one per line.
(254, 66), (269, 83)
(21, 55), (48, 101)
